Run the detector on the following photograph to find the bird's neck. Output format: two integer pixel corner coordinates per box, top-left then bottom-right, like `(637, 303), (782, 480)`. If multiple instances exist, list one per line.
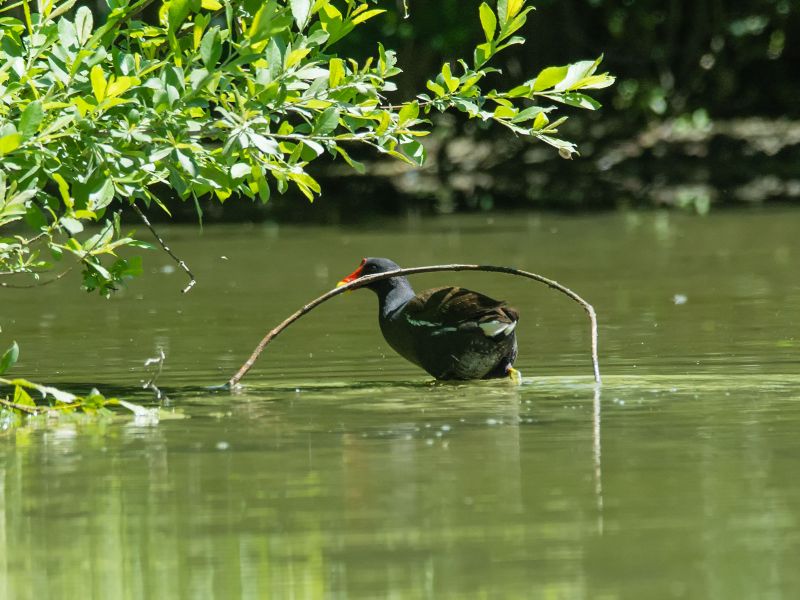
(373, 277), (415, 318)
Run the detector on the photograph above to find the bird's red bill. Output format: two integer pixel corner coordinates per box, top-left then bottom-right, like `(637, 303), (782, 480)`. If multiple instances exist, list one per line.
(337, 258), (367, 287)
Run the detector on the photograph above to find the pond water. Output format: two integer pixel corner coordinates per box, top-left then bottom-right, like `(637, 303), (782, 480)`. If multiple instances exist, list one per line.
(1, 210), (799, 598)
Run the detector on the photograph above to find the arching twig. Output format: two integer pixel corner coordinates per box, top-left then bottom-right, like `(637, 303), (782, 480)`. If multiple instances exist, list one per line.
(227, 264), (601, 388)
(131, 203), (196, 293)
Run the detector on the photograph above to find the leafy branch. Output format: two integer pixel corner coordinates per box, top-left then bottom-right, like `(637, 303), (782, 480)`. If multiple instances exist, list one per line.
(0, 0), (613, 293)
(0, 341), (153, 423)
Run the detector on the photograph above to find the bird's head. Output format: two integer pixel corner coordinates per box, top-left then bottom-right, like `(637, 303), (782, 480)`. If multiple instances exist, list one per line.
(337, 257), (403, 291)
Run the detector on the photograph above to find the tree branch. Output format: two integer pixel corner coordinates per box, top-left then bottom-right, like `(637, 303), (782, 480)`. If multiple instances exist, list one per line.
(226, 264), (601, 388)
(131, 202), (196, 294)
(0, 397), (49, 414)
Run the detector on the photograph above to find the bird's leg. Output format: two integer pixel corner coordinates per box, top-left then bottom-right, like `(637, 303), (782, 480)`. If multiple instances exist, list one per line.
(505, 364), (522, 385)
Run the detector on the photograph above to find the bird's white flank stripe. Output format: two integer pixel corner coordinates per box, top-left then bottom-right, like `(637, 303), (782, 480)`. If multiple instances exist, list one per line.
(478, 320), (516, 337)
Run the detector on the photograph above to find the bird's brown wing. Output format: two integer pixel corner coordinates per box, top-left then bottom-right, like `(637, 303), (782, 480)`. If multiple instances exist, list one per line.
(404, 287), (518, 328)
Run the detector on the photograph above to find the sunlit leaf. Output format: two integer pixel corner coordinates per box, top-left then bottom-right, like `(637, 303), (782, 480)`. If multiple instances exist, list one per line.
(532, 111), (549, 130)
(106, 76), (139, 97)
(90, 64), (106, 102)
(290, 0), (311, 29)
(0, 342), (19, 375)
(52, 173), (73, 208)
(533, 65), (568, 91)
(351, 9), (385, 25)
(13, 384), (35, 407)
(329, 57), (345, 88)
(398, 101), (419, 126)
(0, 133), (23, 156)
(230, 163), (250, 179)
(479, 2), (496, 42)
(167, 0), (192, 35)
(554, 59), (600, 92)
(75, 5), (93, 45)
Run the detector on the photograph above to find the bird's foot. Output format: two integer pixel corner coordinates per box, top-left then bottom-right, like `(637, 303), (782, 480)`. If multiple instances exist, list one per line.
(505, 365), (522, 385)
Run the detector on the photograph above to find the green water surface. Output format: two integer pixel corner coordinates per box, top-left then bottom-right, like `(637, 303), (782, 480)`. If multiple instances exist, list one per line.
(1, 211), (799, 599)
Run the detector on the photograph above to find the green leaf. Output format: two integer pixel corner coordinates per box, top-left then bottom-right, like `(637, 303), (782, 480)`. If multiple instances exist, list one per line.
(426, 80), (446, 97)
(507, 83), (533, 97)
(176, 150), (196, 176)
(441, 62), (459, 92)
(398, 101), (420, 126)
(497, 0), (525, 26)
(0, 342), (19, 375)
(90, 65), (106, 102)
(0, 133), (23, 156)
(249, 133), (279, 155)
(401, 140), (426, 166)
(19, 101), (44, 139)
(532, 111), (549, 130)
(290, 0), (311, 29)
(511, 105), (545, 123)
(89, 178), (115, 211)
(479, 3), (496, 42)
(48, 0), (77, 21)
(314, 107), (340, 135)
(553, 59), (600, 92)
(106, 76), (139, 97)
(335, 145), (365, 174)
(200, 26), (221, 67)
(256, 173), (270, 204)
(557, 92), (601, 110)
(60, 216), (84, 234)
(497, 0), (509, 25)
(230, 163), (250, 179)
(75, 5), (93, 46)
(351, 9), (385, 25)
(288, 171), (320, 200)
(13, 384), (35, 407)
(533, 65), (568, 92)
(58, 17), (78, 48)
(86, 259), (112, 280)
(570, 73), (615, 90)
(329, 57), (345, 88)
(493, 105), (517, 119)
(167, 0), (192, 35)
(473, 42), (493, 68)
(249, 0), (291, 44)
(52, 173), (73, 208)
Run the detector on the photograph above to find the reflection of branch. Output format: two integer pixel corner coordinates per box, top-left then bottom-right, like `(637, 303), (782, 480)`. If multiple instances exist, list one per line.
(227, 264), (601, 388)
(593, 385), (604, 535)
(142, 349), (167, 401)
(132, 202), (196, 293)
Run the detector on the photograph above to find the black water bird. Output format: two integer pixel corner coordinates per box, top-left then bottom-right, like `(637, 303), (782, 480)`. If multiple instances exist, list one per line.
(338, 258), (520, 380)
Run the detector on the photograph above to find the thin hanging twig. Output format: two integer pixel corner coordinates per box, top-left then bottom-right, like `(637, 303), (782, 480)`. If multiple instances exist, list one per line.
(226, 264), (601, 388)
(131, 203), (196, 293)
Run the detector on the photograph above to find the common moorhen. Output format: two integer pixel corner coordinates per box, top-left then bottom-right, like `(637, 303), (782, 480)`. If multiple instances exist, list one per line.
(338, 258), (520, 380)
